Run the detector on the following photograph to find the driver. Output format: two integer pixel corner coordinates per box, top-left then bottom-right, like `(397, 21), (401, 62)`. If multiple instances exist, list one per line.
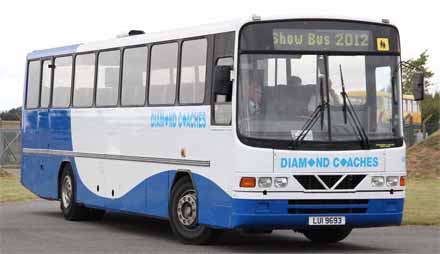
(248, 72), (263, 115)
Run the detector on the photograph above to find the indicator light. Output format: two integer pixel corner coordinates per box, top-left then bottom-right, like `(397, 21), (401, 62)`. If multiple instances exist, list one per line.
(400, 176), (406, 186)
(240, 177), (256, 188)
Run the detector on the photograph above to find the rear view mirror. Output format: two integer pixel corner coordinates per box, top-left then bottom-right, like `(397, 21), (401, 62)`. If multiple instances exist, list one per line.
(214, 66), (232, 96)
(412, 72), (425, 101)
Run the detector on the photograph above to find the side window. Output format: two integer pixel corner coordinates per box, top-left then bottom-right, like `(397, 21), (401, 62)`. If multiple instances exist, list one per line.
(96, 50), (121, 106)
(73, 54), (95, 107)
(121, 46), (148, 106)
(179, 39), (207, 104)
(52, 56), (73, 108)
(149, 43), (178, 105)
(26, 61), (41, 109)
(40, 59), (52, 108)
(213, 57), (233, 125)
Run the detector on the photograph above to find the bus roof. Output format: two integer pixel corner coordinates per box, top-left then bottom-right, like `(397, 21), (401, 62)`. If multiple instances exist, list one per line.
(27, 15), (395, 60)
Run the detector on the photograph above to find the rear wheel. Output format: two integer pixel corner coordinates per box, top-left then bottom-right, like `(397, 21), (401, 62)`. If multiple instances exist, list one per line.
(60, 165), (89, 220)
(302, 228), (352, 243)
(169, 176), (221, 244)
(60, 164), (105, 221)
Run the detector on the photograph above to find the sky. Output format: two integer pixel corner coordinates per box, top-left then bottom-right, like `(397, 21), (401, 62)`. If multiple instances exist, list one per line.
(0, 0), (438, 111)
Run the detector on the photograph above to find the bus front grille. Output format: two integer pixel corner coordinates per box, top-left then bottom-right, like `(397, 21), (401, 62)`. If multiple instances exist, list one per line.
(293, 174), (366, 190)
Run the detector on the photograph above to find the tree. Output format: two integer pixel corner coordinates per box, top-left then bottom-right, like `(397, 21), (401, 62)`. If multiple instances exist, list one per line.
(402, 50), (439, 135)
(0, 107), (21, 121)
(402, 50), (434, 95)
(421, 92), (440, 135)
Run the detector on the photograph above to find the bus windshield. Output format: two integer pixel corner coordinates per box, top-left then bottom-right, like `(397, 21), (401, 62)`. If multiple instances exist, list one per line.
(237, 21), (402, 148)
(238, 54), (402, 143)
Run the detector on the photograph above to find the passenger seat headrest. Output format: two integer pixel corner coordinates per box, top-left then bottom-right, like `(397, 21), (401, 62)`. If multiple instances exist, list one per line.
(289, 76), (302, 86)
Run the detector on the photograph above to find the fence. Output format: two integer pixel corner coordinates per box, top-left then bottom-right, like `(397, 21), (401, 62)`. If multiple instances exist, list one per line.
(404, 114), (439, 147)
(0, 120), (21, 168)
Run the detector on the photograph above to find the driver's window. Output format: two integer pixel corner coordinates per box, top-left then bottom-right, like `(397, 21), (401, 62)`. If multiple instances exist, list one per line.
(214, 57), (233, 125)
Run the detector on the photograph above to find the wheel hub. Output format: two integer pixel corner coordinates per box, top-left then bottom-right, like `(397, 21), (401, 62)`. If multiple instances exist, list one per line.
(62, 175), (72, 208)
(177, 191), (197, 227)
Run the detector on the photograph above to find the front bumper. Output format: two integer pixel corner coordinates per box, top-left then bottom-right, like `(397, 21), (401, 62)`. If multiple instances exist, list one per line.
(229, 198), (404, 229)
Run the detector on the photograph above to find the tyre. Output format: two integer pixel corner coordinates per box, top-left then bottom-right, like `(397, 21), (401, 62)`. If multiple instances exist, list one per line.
(169, 176), (222, 244)
(302, 228), (352, 243)
(59, 164), (89, 221)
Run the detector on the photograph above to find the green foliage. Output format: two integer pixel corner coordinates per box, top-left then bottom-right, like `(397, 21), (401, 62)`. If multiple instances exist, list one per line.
(402, 50), (434, 94)
(0, 107), (21, 121)
(402, 50), (438, 134)
(421, 92), (440, 135)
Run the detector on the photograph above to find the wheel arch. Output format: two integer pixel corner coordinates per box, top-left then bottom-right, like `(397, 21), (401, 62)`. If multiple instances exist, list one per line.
(170, 170), (196, 192)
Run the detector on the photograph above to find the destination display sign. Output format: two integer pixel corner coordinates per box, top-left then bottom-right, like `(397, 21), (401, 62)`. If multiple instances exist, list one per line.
(273, 29), (375, 51)
(240, 21), (400, 53)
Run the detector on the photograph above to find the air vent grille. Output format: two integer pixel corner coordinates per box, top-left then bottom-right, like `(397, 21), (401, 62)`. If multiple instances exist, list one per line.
(293, 174), (366, 190)
(317, 175), (342, 189)
(293, 175), (325, 190)
(335, 175), (366, 189)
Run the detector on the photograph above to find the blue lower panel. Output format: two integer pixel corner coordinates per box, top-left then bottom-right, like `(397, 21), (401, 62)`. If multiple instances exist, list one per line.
(71, 159), (171, 218)
(22, 154), (403, 230)
(21, 154), (69, 200)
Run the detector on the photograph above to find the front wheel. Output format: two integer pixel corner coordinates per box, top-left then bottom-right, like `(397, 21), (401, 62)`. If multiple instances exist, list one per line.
(302, 228), (352, 243)
(169, 176), (221, 244)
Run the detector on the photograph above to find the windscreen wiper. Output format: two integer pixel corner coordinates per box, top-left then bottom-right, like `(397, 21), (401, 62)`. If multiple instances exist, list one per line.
(289, 77), (328, 148)
(339, 65), (370, 148)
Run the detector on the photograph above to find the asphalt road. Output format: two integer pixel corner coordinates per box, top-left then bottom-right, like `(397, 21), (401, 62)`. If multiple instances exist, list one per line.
(1, 200), (439, 254)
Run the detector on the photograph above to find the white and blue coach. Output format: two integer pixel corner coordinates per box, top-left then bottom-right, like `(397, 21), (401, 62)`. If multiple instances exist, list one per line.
(21, 16), (424, 244)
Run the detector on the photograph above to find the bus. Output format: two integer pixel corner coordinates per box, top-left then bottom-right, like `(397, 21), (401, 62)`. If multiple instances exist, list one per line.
(402, 94), (422, 129)
(21, 16), (422, 244)
(347, 91), (422, 130)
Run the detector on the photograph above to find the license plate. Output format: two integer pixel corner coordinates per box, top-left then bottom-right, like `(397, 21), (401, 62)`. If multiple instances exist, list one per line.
(308, 216), (346, 225)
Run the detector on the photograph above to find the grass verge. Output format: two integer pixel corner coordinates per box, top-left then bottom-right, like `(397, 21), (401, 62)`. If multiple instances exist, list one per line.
(403, 177), (440, 226)
(0, 169), (37, 202)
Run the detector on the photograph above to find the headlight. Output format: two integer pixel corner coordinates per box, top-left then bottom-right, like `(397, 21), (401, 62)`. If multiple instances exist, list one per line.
(386, 176), (399, 187)
(258, 177), (272, 188)
(274, 177), (288, 188)
(371, 176), (384, 187)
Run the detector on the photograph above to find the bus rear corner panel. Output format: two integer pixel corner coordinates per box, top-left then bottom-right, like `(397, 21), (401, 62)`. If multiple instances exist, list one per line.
(21, 153), (61, 200)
